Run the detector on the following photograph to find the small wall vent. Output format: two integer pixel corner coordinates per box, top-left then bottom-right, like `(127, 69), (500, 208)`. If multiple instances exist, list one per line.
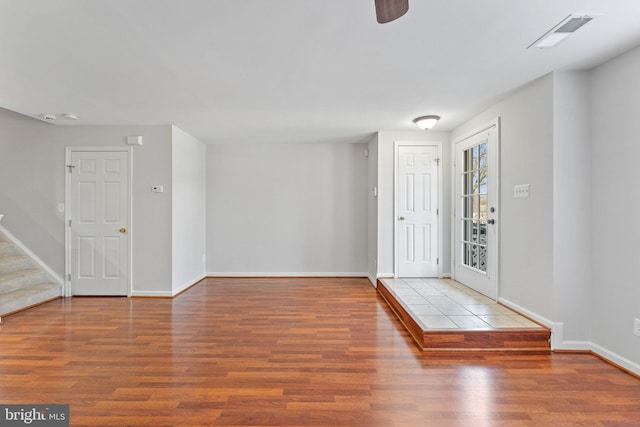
(528, 14), (597, 49)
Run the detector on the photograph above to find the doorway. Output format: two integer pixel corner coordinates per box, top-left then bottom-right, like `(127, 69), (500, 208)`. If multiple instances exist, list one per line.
(453, 120), (499, 299)
(65, 147), (132, 296)
(395, 142), (441, 278)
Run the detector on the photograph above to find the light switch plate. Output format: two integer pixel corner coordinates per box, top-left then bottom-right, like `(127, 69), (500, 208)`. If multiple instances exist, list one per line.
(514, 184), (530, 198)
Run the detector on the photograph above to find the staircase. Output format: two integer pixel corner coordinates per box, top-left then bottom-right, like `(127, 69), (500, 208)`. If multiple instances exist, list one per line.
(0, 230), (62, 318)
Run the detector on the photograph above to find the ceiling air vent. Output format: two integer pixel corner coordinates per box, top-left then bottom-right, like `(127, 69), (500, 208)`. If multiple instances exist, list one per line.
(528, 14), (597, 49)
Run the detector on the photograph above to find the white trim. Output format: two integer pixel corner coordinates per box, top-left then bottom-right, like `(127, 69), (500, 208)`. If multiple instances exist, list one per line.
(500, 298), (591, 351)
(367, 275), (377, 287)
(377, 272), (394, 279)
(499, 297), (640, 376)
(561, 340), (592, 351)
(591, 342), (640, 377)
(206, 272), (369, 277)
(393, 140), (443, 278)
(173, 273), (206, 295)
(0, 223), (65, 286)
(451, 118), (501, 300)
(499, 299), (563, 350)
(544, 321), (589, 351)
(499, 297), (553, 328)
(131, 290), (174, 297)
(65, 146), (133, 297)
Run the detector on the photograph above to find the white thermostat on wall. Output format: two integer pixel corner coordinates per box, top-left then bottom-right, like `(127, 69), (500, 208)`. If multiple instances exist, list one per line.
(151, 185), (164, 193)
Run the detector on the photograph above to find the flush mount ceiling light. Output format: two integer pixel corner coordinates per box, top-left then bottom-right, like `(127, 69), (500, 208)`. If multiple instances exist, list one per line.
(413, 115), (440, 130)
(528, 14), (597, 49)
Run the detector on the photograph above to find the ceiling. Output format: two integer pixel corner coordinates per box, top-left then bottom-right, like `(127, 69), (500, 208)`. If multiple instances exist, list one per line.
(1, 0), (640, 144)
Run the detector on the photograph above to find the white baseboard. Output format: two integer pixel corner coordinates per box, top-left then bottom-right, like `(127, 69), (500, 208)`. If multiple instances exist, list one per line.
(206, 272), (369, 277)
(0, 224), (64, 286)
(498, 297), (552, 327)
(376, 273), (394, 279)
(367, 275), (377, 287)
(131, 290), (174, 297)
(591, 342), (640, 377)
(499, 297), (640, 376)
(173, 273), (206, 296)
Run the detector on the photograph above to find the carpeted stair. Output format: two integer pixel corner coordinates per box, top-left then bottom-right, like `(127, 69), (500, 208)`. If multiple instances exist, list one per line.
(0, 231), (62, 318)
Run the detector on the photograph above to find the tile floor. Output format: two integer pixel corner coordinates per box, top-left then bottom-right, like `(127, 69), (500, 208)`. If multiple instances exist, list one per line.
(380, 277), (545, 330)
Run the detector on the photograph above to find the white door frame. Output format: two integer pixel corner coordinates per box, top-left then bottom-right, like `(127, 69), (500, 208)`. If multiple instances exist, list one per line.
(451, 118), (500, 299)
(394, 140), (443, 278)
(64, 146), (133, 297)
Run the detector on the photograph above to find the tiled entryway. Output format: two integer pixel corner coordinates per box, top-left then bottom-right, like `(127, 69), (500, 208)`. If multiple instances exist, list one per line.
(379, 277), (544, 331)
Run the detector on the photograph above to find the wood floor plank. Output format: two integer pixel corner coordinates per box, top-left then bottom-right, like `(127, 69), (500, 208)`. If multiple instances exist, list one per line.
(0, 277), (639, 426)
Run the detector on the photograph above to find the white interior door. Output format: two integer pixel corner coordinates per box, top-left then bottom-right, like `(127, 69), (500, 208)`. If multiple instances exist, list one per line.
(396, 145), (439, 277)
(454, 124), (498, 299)
(69, 150), (130, 295)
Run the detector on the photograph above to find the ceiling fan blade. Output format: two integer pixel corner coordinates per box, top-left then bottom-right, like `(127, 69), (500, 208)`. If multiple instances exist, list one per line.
(375, 0), (409, 24)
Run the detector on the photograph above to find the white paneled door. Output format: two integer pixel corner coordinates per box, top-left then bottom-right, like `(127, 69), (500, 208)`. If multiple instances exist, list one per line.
(396, 145), (439, 277)
(69, 150), (129, 295)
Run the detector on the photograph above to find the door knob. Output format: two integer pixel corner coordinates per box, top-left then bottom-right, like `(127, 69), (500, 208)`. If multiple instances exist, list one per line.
(398, 216), (405, 221)
(487, 219), (495, 225)
(119, 228), (127, 233)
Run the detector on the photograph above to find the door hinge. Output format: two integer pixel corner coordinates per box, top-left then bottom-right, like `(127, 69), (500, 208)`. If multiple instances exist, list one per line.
(437, 257), (439, 265)
(437, 208), (439, 215)
(68, 219), (72, 227)
(68, 274), (71, 281)
(66, 164), (75, 173)
(435, 158), (440, 166)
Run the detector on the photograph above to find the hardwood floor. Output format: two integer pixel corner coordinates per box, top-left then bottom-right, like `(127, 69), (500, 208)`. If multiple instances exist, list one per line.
(1, 277), (639, 426)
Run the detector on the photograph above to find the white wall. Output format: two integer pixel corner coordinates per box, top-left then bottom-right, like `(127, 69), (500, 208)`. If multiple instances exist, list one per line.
(591, 44), (640, 369)
(452, 75), (555, 321)
(552, 71), (592, 345)
(0, 108), (174, 295)
(376, 130), (451, 278)
(206, 142), (368, 275)
(171, 126), (206, 294)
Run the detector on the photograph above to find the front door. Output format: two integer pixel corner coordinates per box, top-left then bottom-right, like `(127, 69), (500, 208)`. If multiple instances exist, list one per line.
(454, 123), (498, 299)
(396, 144), (439, 277)
(68, 150), (130, 295)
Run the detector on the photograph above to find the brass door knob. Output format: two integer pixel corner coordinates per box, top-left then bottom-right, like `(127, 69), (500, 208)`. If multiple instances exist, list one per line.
(119, 228), (127, 233)
(398, 216), (405, 221)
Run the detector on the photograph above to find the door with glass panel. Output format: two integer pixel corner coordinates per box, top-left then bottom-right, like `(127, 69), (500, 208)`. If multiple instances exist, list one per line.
(454, 125), (498, 299)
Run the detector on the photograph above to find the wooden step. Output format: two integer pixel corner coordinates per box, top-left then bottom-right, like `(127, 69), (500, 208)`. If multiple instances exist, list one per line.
(377, 279), (551, 352)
